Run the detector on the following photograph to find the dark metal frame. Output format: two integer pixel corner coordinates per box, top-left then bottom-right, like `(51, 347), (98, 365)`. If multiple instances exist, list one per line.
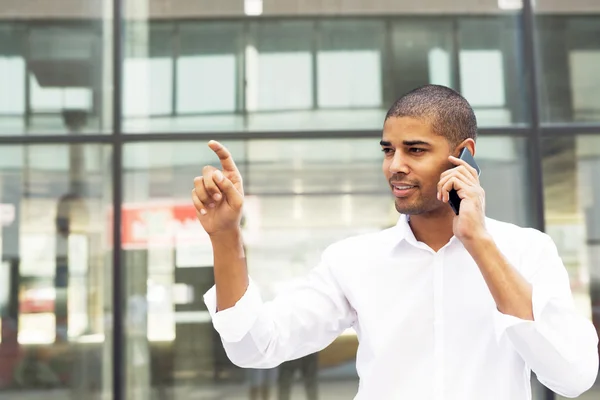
(112, 0), (124, 398)
(522, 0), (546, 234)
(2, 1), (600, 399)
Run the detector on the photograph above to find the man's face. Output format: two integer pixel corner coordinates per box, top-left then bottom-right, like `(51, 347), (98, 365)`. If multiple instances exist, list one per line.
(381, 116), (456, 216)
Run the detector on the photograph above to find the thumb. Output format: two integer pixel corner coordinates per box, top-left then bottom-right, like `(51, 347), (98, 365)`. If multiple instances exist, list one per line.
(213, 170), (243, 209)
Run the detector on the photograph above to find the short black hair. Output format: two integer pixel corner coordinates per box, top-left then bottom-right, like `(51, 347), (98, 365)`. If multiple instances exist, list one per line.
(385, 84), (477, 146)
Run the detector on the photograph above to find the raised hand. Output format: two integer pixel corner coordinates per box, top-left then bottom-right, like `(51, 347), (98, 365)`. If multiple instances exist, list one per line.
(192, 141), (244, 236)
(437, 155), (487, 243)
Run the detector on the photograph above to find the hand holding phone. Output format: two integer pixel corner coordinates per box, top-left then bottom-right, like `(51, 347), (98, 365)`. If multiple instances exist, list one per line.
(448, 148), (481, 215)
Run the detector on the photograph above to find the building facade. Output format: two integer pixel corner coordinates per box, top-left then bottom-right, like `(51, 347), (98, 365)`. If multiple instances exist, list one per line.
(0, 0), (599, 399)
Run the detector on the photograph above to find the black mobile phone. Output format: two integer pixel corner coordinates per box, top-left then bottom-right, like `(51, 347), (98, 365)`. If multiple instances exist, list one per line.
(448, 147), (481, 215)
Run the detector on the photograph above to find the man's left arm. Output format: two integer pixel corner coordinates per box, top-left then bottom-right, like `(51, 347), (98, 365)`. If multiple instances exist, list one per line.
(439, 153), (599, 398)
(464, 232), (599, 398)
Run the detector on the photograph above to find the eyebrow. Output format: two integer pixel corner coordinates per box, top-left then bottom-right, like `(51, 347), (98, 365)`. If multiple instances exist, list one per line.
(380, 140), (431, 147)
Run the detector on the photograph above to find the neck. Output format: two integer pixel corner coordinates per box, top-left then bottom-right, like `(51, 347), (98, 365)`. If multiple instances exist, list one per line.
(407, 207), (455, 252)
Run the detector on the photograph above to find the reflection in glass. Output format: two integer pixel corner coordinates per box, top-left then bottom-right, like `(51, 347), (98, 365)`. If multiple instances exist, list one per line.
(121, 15), (529, 134)
(122, 141), (247, 399)
(178, 22), (241, 115)
(317, 20), (384, 109)
(246, 21), (313, 112)
(0, 15), (112, 135)
(458, 17), (528, 126)
(536, 16), (600, 123)
(121, 136), (533, 398)
(0, 144), (112, 399)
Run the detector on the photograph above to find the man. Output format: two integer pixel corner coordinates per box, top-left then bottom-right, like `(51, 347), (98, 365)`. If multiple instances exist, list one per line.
(192, 85), (599, 399)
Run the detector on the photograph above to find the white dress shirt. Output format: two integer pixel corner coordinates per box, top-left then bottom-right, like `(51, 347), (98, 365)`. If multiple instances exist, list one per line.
(204, 215), (599, 399)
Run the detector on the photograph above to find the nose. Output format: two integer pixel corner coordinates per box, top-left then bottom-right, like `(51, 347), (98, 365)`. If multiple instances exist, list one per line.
(389, 151), (410, 175)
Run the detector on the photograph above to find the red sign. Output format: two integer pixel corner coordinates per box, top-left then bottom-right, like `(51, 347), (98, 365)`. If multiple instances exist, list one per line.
(106, 196), (260, 249)
(108, 202), (210, 249)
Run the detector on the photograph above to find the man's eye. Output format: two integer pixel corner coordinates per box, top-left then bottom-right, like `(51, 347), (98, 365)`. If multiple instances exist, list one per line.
(382, 148), (393, 154)
(410, 148), (425, 153)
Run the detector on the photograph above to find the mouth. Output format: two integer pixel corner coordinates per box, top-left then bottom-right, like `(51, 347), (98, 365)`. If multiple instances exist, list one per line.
(390, 183), (418, 198)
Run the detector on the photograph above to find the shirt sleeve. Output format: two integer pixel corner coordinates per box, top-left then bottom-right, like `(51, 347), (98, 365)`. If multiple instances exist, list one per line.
(493, 233), (599, 398)
(203, 246), (355, 369)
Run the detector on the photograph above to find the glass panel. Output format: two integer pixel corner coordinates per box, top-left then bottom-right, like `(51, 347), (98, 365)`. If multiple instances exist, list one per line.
(475, 136), (533, 226)
(122, 141), (246, 399)
(176, 22), (241, 115)
(245, 138), (387, 195)
(0, 13), (112, 135)
(246, 21), (314, 112)
(536, 12), (600, 123)
(458, 16), (528, 126)
(542, 135), (600, 399)
(122, 15), (527, 134)
(123, 21), (244, 133)
(122, 135), (533, 398)
(247, 19), (387, 132)
(389, 19), (455, 101)
(390, 15), (527, 127)
(0, 144), (112, 398)
(123, 22), (174, 123)
(316, 20), (384, 109)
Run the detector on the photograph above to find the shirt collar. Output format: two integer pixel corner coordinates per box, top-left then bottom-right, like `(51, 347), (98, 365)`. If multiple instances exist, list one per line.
(393, 214), (419, 247)
(392, 213), (461, 252)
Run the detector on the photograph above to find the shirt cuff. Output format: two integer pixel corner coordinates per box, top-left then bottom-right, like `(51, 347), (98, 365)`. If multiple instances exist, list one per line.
(203, 278), (263, 343)
(493, 284), (553, 343)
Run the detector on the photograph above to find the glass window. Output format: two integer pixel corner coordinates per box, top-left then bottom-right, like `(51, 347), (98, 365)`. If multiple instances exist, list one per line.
(120, 15), (530, 134)
(176, 22), (241, 115)
(475, 136), (534, 226)
(247, 19), (387, 132)
(390, 15), (528, 129)
(122, 141), (247, 398)
(0, 144), (112, 398)
(0, 19), (111, 135)
(541, 134), (600, 399)
(123, 21), (244, 133)
(246, 20), (314, 112)
(245, 138), (388, 195)
(0, 24), (26, 123)
(536, 13), (600, 123)
(121, 135), (534, 399)
(458, 16), (528, 126)
(123, 23), (174, 119)
(317, 20), (384, 109)
(390, 19), (455, 100)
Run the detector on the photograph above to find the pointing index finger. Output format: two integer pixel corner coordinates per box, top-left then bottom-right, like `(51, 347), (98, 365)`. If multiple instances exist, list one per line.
(208, 140), (238, 173)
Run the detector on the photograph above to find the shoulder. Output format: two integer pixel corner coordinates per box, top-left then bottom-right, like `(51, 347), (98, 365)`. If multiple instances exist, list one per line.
(485, 217), (558, 259)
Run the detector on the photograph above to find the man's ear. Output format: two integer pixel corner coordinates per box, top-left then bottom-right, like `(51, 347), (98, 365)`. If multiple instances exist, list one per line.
(456, 138), (476, 157)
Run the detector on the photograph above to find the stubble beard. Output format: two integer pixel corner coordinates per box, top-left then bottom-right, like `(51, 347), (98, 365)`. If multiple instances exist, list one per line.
(394, 194), (441, 216)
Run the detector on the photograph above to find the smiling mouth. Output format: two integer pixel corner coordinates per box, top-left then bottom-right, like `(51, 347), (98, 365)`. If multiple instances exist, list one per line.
(392, 185), (417, 190)
(391, 184), (418, 198)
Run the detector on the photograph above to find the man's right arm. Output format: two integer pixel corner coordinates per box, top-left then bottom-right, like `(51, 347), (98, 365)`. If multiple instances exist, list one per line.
(209, 228), (249, 312)
(203, 244), (355, 369)
(191, 140), (250, 311)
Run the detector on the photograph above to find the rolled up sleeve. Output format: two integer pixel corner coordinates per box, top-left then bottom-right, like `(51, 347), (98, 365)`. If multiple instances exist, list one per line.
(494, 233), (599, 398)
(202, 245), (355, 369)
(203, 278), (263, 343)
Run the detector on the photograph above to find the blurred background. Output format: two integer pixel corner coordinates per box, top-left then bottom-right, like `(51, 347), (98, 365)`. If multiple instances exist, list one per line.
(0, 0), (599, 399)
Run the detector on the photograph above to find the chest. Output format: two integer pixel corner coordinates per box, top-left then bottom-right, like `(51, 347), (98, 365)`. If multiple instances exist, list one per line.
(337, 248), (499, 339)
